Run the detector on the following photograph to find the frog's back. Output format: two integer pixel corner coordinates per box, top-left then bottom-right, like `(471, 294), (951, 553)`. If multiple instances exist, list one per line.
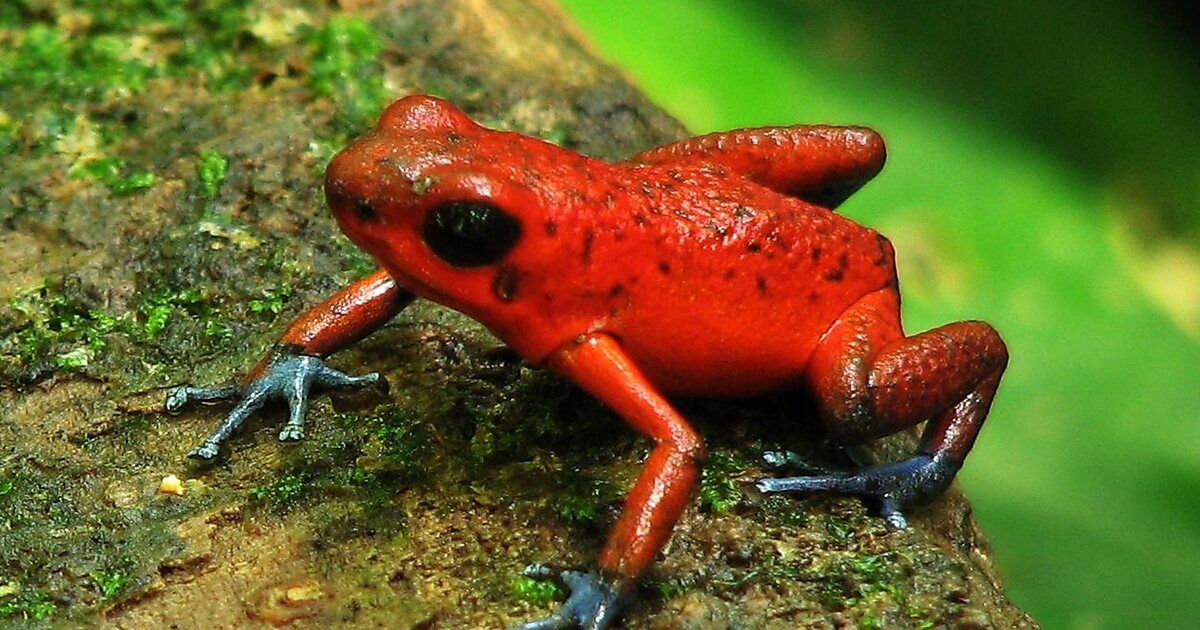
(577, 166), (896, 397)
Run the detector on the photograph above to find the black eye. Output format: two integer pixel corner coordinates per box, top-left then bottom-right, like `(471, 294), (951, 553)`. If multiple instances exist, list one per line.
(354, 198), (378, 221)
(421, 201), (522, 267)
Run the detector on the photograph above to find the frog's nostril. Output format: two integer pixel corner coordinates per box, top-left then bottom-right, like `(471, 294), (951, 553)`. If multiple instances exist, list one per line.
(353, 198), (378, 221)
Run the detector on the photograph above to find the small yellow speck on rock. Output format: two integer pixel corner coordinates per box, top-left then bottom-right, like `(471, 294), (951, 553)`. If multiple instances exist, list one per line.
(158, 474), (185, 496)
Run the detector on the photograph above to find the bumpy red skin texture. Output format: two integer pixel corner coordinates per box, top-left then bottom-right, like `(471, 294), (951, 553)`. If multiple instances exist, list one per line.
(279, 95), (1006, 587)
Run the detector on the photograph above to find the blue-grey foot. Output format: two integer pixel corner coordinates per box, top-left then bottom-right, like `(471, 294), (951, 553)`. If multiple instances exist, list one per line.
(511, 565), (628, 630)
(165, 354), (379, 460)
(756, 453), (959, 529)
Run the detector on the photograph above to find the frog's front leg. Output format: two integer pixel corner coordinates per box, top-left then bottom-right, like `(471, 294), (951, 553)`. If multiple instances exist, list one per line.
(513, 334), (705, 630)
(628, 124), (885, 208)
(758, 288), (1007, 528)
(166, 269), (415, 459)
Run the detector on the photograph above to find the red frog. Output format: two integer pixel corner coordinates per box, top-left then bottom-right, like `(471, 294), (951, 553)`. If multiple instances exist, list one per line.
(167, 95), (1007, 629)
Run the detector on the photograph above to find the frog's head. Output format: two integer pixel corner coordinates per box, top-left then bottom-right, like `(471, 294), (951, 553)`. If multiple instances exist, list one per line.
(324, 95), (572, 334)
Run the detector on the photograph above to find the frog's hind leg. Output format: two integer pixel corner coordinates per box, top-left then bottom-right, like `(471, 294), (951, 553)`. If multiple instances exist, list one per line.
(757, 288), (1007, 528)
(626, 125), (886, 209)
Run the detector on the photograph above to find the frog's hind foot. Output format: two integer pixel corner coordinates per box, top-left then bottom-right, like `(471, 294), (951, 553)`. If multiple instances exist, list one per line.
(756, 453), (958, 529)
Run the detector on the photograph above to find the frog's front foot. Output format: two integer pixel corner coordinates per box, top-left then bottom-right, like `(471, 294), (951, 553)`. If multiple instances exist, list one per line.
(166, 354), (380, 460)
(756, 453), (958, 529)
(511, 565), (629, 630)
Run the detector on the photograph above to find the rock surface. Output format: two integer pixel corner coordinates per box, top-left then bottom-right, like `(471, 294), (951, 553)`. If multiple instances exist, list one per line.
(0, 1), (1037, 628)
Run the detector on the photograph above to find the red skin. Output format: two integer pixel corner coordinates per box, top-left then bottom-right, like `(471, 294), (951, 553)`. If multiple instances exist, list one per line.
(262, 96), (1006, 591)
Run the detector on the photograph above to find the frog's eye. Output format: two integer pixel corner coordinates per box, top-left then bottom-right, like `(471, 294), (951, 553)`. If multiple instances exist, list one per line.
(421, 200), (522, 267)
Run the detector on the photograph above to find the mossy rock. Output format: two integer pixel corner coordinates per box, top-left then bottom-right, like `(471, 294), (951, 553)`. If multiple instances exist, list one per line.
(0, 1), (1035, 627)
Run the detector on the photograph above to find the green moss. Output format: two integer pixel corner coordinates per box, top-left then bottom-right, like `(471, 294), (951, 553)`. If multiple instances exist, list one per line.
(0, 587), (57, 622)
(457, 369), (573, 464)
(698, 450), (749, 514)
(136, 287), (214, 339)
(305, 16), (389, 134)
(757, 494), (808, 528)
(0, 1), (253, 104)
(203, 319), (234, 342)
(69, 156), (157, 196)
(825, 516), (854, 543)
(0, 0), (256, 164)
(0, 460), (211, 626)
(90, 571), (132, 601)
(813, 550), (933, 625)
(352, 406), (432, 481)
(249, 473), (313, 508)
(196, 148), (229, 199)
(248, 285), (294, 317)
(0, 277), (235, 381)
(646, 576), (696, 598)
(3, 282), (126, 375)
(511, 575), (566, 604)
(551, 472), (617, 524)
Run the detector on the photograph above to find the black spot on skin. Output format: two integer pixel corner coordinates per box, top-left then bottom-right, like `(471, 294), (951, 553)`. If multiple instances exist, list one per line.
(608, 283), (625, 298)
(723, 268), (736, 280)
(494, 265), (520, 301)
(837, 251), (850, 271)
(807, 291), (820, 303)
(746, 241), (763, 254)
(545, 220), (558, 236)
(634, 214), (648, 226)
(582, 230), (595, 263)
(658, 261), (671, 274)
(823, 268), (844, 282)
(811, 247), (823, 262)
(756, 276), (768, 295)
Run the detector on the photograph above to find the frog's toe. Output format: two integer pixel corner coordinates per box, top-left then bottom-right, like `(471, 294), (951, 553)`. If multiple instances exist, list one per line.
(188, 442), (220, 460)
(278, 424), (305, 442)
(165, 385), (241, 412)
(315, 366), (381, 389)
(756, 453), (957, 529)
(511, 565), (627, 630)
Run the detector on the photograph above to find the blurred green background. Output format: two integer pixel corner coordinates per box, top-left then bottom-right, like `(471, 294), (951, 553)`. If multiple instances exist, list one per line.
(558, 1), (1200, 628)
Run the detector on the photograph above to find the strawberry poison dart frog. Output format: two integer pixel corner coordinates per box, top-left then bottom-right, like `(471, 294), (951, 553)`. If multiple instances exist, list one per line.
(167, 95), (1007, 629)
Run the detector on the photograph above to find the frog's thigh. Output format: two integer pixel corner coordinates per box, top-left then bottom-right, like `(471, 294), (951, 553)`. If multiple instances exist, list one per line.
(803, 288), (1007, 450)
